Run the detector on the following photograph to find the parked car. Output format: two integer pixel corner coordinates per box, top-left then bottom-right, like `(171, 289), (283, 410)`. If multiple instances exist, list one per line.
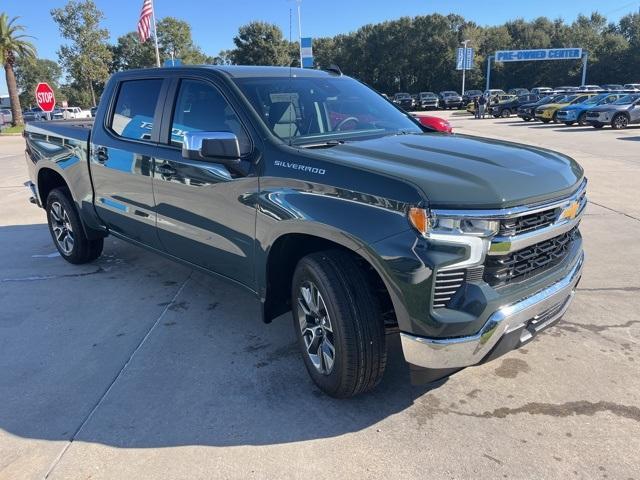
(585, 93), (640, 129)
(517, 94), (566, 121)
(600, 84), (624, 91)
(418, 92), (439, 110)
(554, 86), (579, 93)
(59, 106), (92, 119)
(393, 92), (415, 111)
(462, 89), (483, 105)
(507, 88), (529, 96)
(438, 91), (463, 109)
(489, 93), (540, 118)
(531, 87), (553, 95)
(535, 94), (597, 123)
(623, 84), (640, 92)
(411, 113), (452, 133)
(0, 108), (12, 125)
(577, 85), (602, 92)
(90, 106), (98, 117)
(23, 107), (47, 122)
(23, 65), (586, 397)
(484, 89), (506, 98)
(556, 93), (626, 126)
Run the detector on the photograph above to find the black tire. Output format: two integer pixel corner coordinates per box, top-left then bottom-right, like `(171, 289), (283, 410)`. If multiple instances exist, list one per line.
(522, 116), (532, 122)
(46, 188), (104, 264)
(501, 109), (511, 118)
(552, 112), (558, 123)
(611, 113), (629, 130)
(593, 123), (604, 129)
(291, 250), (386, 398)
(577, 112), (587, 126)
(564, 122), (575, 126)
(541, 119), (551, 124)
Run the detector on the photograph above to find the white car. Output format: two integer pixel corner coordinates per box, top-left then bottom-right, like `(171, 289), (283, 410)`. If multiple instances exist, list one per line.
(624, 84), (640, 92)
(59, 107), (92, 119)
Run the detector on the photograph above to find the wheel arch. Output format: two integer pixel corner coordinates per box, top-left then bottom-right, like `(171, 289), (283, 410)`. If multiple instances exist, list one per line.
(261, 230), (398, 329)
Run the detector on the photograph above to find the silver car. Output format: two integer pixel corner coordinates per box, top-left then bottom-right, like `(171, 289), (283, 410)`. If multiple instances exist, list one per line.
(0, 108), (12, 125)
(585, 93), (640, 129)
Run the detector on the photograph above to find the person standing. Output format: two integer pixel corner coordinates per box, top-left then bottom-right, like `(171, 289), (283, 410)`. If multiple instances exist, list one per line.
(478, 94), (487, 119)
(473, 97), (480, 119)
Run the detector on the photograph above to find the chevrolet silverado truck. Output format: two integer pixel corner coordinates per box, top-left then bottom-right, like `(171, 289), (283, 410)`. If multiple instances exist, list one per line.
(24, 66), (586, 398)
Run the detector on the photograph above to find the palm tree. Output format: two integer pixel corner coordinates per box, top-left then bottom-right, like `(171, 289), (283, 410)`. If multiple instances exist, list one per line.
(0, 14), (36, 126)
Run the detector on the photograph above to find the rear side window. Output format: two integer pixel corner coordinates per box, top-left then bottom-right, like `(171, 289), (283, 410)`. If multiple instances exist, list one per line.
(110, 79), (163, 141)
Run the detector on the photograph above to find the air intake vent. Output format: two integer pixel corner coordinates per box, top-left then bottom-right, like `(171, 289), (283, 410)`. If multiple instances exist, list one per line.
(433, 269), (466, 309)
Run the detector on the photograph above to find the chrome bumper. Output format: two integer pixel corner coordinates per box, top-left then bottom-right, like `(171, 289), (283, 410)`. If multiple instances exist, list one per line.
(401, 251), (584, 369)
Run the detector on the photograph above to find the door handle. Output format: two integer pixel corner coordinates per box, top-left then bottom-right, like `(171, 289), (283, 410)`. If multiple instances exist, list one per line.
(95, 147), (108, 163)
(156, 164), (176, 177)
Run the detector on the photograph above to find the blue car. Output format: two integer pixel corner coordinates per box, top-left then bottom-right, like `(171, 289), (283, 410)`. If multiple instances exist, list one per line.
(556, 93), (626, 126)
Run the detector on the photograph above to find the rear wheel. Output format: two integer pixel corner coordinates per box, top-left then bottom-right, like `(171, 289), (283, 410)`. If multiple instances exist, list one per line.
(46, 188), (103, 264)
(564, 121), (575, 126)
(612, 113), (629, 130)
(501, 109), (511, 118)
(541, 119), (551, 124)
(292, 250), (386, 398)
(522, 116), (532, 122)
(552, 112), (558, 123)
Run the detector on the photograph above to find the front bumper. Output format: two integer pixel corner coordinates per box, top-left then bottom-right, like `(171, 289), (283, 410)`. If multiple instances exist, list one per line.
(401, 250), (583, 369)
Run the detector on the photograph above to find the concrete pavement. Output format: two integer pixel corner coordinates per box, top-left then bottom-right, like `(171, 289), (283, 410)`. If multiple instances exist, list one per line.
(0, 118), (639, 479)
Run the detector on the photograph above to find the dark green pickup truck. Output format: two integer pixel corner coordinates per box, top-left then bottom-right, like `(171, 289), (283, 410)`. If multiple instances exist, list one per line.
(24, 66), (586, 397)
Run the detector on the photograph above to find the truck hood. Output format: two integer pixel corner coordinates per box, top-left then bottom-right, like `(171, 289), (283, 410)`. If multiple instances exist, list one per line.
(308, 133), (583, 209)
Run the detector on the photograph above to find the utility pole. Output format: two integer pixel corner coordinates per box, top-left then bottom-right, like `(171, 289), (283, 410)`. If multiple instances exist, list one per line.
(461, 40), (470, 95)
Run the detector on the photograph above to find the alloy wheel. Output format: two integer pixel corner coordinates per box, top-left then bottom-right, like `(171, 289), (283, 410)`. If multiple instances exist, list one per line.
(613, 115), (628, 129)
(50, 201), (75, 255)
(297, 281), (335, 375)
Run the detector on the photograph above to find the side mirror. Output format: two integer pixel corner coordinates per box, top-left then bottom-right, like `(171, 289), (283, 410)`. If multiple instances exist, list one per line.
(182, 131), (243, 172)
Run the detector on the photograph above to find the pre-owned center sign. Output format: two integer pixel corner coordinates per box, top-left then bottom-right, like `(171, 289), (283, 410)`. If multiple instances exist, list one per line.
(495, 48), (582, 62)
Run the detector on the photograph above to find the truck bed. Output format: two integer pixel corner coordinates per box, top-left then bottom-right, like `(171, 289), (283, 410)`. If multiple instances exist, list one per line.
(25, 119), (93, 143)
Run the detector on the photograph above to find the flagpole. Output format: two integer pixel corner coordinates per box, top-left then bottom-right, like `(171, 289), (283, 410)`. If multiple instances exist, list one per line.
(151, 0), (161, 67)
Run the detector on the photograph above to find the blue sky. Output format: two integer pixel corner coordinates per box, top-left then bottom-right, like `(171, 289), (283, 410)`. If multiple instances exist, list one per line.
(2, 0), (638, 95)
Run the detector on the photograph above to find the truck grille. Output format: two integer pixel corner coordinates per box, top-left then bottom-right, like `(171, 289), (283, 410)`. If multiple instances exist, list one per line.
(499, 208), (560, 236)
(484, 228), (578, 287)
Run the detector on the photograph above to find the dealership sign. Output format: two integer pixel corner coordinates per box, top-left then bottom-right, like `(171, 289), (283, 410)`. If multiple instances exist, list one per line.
(301, 37), (313, 68)
(495, 48), (582, 62)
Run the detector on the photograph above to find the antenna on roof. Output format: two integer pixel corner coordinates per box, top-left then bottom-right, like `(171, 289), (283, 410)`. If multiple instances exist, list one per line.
(288, 8), (294, 146)
(324, 64), (342, 76)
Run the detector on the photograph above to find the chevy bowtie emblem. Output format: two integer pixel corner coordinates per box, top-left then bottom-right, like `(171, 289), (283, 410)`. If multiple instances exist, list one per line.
(561, 201), (580, 220)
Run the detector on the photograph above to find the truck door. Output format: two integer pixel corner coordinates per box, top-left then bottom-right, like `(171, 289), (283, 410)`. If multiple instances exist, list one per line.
(90, 77), (167, 249)
(152, 77), (258, 287)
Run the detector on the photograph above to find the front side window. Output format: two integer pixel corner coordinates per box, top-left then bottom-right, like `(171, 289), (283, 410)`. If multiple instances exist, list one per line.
(110, 79), (163, 141)
(170, 79), (251, 155)
(613, 94), (640, 105)
(234, 76), (421, 144)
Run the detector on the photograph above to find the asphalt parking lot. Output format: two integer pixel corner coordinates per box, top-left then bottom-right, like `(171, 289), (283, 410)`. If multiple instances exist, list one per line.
(1, 116), (639, 480)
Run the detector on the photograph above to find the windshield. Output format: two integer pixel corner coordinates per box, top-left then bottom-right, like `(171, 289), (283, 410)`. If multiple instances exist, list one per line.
(613, 94), (640, 105)
(442, 91), (459, 96)
(583, 94), (609, 105)
(395, 93), (410, 99)
(421, 93), (436, 98)
(234, 76), (422, 144)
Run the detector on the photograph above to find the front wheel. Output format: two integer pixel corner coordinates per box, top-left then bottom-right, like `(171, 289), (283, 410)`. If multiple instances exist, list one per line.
(577, 112), (587, 126)
(501, 109), (511, 118)
(522, 116), (532, 122)
(612, 113), (629, 130)
(541, 119), (551, 124)
(292, 250), (386, 398)
(552, 112), (558, 123)
(46, 188), (103, 264)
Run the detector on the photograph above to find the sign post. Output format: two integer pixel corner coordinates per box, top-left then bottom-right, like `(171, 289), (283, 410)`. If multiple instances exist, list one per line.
(35, 82), (56, 120)
(456, 44), (474, 95)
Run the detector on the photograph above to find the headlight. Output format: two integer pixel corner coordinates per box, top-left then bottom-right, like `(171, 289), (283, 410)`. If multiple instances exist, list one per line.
(408, 208), (499, 238)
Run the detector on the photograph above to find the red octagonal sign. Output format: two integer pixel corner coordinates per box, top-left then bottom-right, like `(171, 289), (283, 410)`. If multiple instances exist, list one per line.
(35, 82), (56, 112)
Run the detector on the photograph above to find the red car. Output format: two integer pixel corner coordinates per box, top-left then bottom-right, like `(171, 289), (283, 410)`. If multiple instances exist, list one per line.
(412, 113), (453, 133)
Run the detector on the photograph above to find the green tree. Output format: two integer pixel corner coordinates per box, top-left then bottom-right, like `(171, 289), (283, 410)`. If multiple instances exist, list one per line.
(0, 13), (36, 126)
(157, 17), (209, 64)
(51, 0), (112, 107)
(230, 22), (294, 66)
(14, 57), (62, 109)
(110, 31), (156, 72)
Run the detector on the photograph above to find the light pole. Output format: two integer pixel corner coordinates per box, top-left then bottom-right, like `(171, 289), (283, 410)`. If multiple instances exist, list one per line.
(461, 40), (470, 96)
(296, 0), (303, 67)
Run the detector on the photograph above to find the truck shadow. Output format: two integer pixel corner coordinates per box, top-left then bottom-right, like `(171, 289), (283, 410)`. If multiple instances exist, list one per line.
(0, 224), (437, 449)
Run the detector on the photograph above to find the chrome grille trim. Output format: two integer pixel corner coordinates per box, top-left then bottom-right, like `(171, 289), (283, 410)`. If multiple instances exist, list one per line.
(433, 269), (465, 308)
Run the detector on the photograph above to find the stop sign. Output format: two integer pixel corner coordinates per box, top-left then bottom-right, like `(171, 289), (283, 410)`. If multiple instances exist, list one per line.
(35, 83), (56, 112)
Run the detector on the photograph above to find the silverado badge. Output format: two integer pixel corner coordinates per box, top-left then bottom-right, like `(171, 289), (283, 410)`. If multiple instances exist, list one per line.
(561, 201), (580, 220)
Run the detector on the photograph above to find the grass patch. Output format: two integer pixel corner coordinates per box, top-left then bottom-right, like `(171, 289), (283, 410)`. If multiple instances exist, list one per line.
(0, 124), (25, 135)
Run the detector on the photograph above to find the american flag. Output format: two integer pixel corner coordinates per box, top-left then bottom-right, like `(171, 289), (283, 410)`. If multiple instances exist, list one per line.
(137, 0), (154, 42)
